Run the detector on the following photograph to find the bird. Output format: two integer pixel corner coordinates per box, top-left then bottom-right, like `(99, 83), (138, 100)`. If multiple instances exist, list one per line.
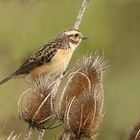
(0, 28), (86, 85)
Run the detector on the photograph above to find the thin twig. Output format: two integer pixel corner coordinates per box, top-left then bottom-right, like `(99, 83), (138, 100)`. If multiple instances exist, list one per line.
(74, 0), (89, 29)
(24, 126), (33, 140)
(37, 130), (45, 140)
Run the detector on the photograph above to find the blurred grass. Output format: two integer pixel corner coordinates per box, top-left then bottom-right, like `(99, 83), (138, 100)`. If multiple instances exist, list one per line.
(0, 0), (140, 139)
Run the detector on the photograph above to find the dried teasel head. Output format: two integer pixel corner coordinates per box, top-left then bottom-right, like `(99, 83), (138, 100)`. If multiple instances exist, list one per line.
(58, 54), (107, 121)
(18, 75), (61, 130)
(62, 88), (104, 140)
(58, 54), (106, 139)
(128, 121), (140, 140)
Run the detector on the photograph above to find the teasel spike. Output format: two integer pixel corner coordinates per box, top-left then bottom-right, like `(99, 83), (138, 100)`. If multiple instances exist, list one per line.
(76, 53), (108, 78)
(51, 74), (63, 114)
(128, 121), (140, 140)
(18, 74), (60, 139)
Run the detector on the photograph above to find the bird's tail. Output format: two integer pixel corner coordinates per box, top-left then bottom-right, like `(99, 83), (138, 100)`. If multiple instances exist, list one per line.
(0, 73), (16, 85)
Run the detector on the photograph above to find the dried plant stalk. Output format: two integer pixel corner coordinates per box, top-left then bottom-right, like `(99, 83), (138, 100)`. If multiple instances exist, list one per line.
(74, 0), (89, 29)
(128, 121), (140, 140)
(24, 126), (33, 140)
(59, 54), (107, 140)
(37, 130), (45, 140)
(59, 130), (77, 140)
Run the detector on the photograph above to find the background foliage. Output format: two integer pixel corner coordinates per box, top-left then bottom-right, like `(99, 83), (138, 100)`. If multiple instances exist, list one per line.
(0, 0), (140, 139)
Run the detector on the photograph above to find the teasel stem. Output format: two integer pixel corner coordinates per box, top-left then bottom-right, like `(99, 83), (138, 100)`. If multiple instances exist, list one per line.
(37, 130), (45, 140)
(74, 0), (89, 29)
(59, 130), (78, 140)
(24, 125), (33, 140)
(51, 74), (63, 114)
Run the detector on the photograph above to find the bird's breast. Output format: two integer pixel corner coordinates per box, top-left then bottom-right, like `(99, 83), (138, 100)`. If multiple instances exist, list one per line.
(27, 48), (74, 80)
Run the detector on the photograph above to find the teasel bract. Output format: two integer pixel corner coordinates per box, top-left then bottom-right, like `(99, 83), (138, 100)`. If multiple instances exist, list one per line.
(6, 132), (20, 140)
(128, 120), (140, 140)
(18, 75), (62, 140)
(58, 54), (107, 140)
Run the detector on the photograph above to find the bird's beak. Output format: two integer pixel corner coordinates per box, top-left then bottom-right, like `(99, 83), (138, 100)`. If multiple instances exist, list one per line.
(82, 37), (88, 40)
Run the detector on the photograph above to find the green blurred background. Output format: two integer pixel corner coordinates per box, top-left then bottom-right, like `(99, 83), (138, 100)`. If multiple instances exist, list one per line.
(0, 0), (140, 139)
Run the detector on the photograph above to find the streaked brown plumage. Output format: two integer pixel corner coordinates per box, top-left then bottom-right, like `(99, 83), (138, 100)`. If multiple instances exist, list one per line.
(0, 28), (85, 85)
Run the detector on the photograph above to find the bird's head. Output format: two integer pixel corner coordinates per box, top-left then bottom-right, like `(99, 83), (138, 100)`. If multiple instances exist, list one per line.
(58, 28), (87, 49)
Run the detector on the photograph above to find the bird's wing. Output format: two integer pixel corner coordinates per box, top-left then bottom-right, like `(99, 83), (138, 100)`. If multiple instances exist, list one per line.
(15, 41), (58, 75)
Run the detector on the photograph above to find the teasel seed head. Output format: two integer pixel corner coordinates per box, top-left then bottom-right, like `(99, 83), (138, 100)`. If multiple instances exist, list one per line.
(18, 75), (61, 130)
(128, 121), (140, 140)
(64, 89), (104, 139)
(58, 54), (106, 139)
(58, 54), (106, 121)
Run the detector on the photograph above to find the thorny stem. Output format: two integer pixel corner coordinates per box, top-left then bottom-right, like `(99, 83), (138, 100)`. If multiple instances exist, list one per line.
(74, 0), (89, 29)
(24, 126), (33, 140)
(37, 130), (45, 140)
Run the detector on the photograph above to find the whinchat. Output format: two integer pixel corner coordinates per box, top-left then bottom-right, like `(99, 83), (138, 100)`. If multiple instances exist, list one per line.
(0, 28), (86, 85)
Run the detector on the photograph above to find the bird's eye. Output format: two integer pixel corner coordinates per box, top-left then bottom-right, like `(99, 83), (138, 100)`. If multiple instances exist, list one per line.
(75, 33), (79, 37)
